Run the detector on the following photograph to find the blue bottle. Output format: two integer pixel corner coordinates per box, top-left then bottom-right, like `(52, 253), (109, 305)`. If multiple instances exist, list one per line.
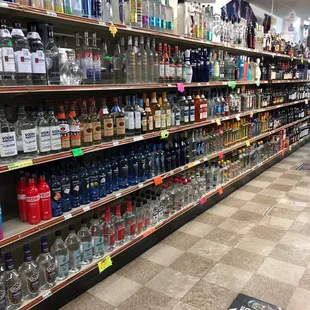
(202, 49), (210, 82)
(72, 0), (83, 16)
(145, 145), (155, 179)
(209, 52), (214, 80)
(118, 150), (129, 189)
(103, 156), (112, 194)
(180, 134), (187, 166)
(247, 58), (253, 81)
(164, 142), (171, 172)
(137, 145), (147, 183)
(69, 165), (81, 208)
(128, 147), (139, 186)
(97, 157), (106, 198)
(157, 143), (165, 174)
(48, 169), (63, 217)
(79, 163), (90, 205)
(173, 135), (181, 168)
(170, 139), (176, 170)
(59, 167), (72, 212)
(111, 154), (119, 192)
(238, 56), (244, 80)
(89, 161), (100, 202)
(92, 0), (102, 19)
(82, 0), (91, 18)
(153, 145), (160, 176)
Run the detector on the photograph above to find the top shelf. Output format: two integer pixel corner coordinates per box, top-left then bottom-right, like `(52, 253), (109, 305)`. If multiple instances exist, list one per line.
(0, 2), (308, 62)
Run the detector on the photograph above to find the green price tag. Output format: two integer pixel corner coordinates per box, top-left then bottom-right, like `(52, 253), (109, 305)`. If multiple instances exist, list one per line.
(228, 81), (236, 89)
(255, 80), (260, 87)
(72, 148), (83, 157)
(160, 130), (169, 139)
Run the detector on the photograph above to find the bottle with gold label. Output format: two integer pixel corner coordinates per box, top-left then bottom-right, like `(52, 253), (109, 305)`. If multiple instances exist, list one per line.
(80, 100), (93, 146)
(145, 98), (153, 132)
(68, 103), (81, 148)
(111, 97), (125, 139)
(89, 98), (101, 144)
(159, 97), (166, 129)
(99, 97), (113, 142)
(58, 105), (70, 150)
(162, 92), (171, 128)
(150, 92), (161, 131)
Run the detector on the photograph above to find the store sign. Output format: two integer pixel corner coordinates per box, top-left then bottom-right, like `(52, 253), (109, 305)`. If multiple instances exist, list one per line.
(227, 294), (283, 310)
(282, 11), (300, 42)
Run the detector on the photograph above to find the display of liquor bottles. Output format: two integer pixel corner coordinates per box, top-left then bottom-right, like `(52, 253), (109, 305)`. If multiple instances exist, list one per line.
(65, 224), (81, 273)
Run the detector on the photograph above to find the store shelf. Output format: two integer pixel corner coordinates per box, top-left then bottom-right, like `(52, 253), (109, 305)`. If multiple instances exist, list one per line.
(0, 98), (307, 175)
(0, 2), (308, 62)
(1, 114), (309, 249)
(17, 133), (309, 310)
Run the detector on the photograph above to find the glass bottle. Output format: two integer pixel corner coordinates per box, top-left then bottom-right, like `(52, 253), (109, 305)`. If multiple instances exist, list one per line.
(124, 201), (136, 240)
(54, 0), (64, 12)
(47, 107), (62, 153)
(72, 0), (82, 16)
(68, 104), (81, 148)
(77, 219), (93, 265)
(142, 0), (150, 28)
(140, 36), (148, 83)
(124, 96), (135, 136)
(101, 38), (114, 84)
(18, 244), (40, 300)
(89, 99), (101, 144)
(80, 100), (93, 146)
(150, 92), (161, 131)
(51, 230), (69, 281)
(90, 213), (105, 258)
(57, 105), (71, 150)
(114, 205), (125, 245)
(36, 236), (56, 290)
(103, 206), (115, 252)
(145, 98), (153, 132)
(111, 97), (126, 139)
(113, 39), (123, 84)
(99, 97), (113, 141)
(152, 38), (159, 82)
(36, 107), (51, 155)
(65, 225), (81, 273)
(92, 32), (101, 83)
(126, 36), (136, 83)
(11, 22), (32, 85)
(60, 50), (82, 85)
(81, 31), (94, 84)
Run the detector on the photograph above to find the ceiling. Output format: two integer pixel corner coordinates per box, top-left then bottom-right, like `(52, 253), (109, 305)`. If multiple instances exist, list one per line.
(248, 0), (310, 20)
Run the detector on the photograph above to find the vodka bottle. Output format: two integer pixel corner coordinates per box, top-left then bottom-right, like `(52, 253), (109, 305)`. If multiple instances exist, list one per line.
(45, 25), (60, 85)
(4, 252), (22, 309)
(152, 38), (159, 82)
(113, 40), (123, 84)
(90, 213), (104, 258)
(35, 108), (51, 155)
(145, 37), (154, 82)
(154, 0), (161, 30)
(114, 205), (125, 245)
(47, 107), (61, 152)
(81, 31), (94, 84)
(103, 206), (115, 252)
(0, 107), (17, 163)
(27, 24), (47, 85)
(140, 36), (148, 83)
(126, 36), (136, 83)
(100, 39), (114, 83)
(142, 0), (150, 28)
(15, 106), (37, 159)
(65, 225), (81, 273)
(18, 244), (40, 300)
(92, 32), (101, 83)
(125, 201), (136, 240)
(165, 0), (174, 32)
(36, 236), (56, 290)
(72, 0), (82, 16)
(77, 219), (93, 265)
(51, 230), (69, 281)
(11, 22), (32, 85)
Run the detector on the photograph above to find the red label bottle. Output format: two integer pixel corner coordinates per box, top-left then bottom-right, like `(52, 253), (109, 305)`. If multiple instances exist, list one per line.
(26, 178), (41, 225)
(17, 176), (27, 222)
(37, 176), (52, 221)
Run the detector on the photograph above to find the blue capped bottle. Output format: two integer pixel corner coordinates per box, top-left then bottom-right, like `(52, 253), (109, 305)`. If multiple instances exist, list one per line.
(111, 152), (119, 192)
(118, 149), (129, 189)
(137, 145), (147, 183)
(97, 157), (106, 198)
(173, 134), (181, 168)
(145, 144), (155, 179)
(48, 169), (63, 217)
(69, 164), (81, 208)
(128, 146), (139, 186)
(78, 162), (90, 205)
(89, 161), (100, 202)
(103, 155), (112, 195)
(157, 143), (165, 174)
(153, 144), (160, 176)
(164, 141), (171, 172)
(58, 166), (72, 212)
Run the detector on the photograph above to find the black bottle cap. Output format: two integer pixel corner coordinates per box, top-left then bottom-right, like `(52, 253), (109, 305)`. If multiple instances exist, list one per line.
(13, 22), (22, 29)
(69, 224), (75, 231)
(55, 230), (61, 237)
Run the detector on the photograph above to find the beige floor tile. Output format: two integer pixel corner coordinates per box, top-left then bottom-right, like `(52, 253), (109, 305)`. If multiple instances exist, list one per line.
(287, 288), (310, 310)
(141, 243), (184, 266)
(297, 269), (310, 291)
(146, 268), (199, 299)
(160, 231), (201, 251)
(204, 227), (243, 246)
(267, 183), (293, 192)
(235, 235), (276, 256)
(117, 257), (163, 285)
(284, 169), (308, 176)
(219, 218), (255, 234)
(216, 197), (247, 208)
(255, 175), (278, 183)
(169, 252), (216, 278)
(286, 192), (310, 203)
(203, 262), (253, 291)
(246, 225), (285, 242)
(270, 243), (310, 267)
(61, 292), (115, 310)
(231, 210), (264, 223)
(274, 201), (304, 212)
(289, 221), (310, 236)
(181, 280), (237, 310)
(257, 257), (305, 286)
(259, 216), (293, 230)
(178, 220), (214, 238)
(260, 187), (286, 197)
(206, 204), (239, 217)
(241, 201), (270, 214)
(295, 181), (310, 188)
(280, 232), (310, 251)
(274, 163), (292, 170)
(195, 213), (227, 226)
(88, 274), (142, 307)
(268, 167), (287, 173)
(239, 184), (263, 194)
(171, 301), (201, 310)
(188, 239), (231, 261)
(289, 188), (310, 197)
(296, 212), (310, 224)
(118, 286), (176, 310)
(281, 173), (304, 180)
(220, 248), (265, 272)
(261, 170), (283, 178)
(248, 180), (272, 188)
(268, 206), (300, 220)
(229, 190), (257, 201)
(251, 194), (279, 205)
(242, 274), (296, 309)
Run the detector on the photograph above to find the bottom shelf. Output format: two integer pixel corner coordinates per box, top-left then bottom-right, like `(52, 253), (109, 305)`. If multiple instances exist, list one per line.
(22, 136), (309, 310)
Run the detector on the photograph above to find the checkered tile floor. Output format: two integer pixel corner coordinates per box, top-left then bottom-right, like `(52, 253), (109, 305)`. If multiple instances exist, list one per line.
(62, 144), (310, 310)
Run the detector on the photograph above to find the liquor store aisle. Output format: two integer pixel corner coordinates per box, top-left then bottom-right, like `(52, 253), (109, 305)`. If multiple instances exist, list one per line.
(62, 144), (310, 310)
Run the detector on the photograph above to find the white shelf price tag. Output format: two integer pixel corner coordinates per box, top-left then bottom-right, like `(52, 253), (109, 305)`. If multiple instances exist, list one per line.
(113, 141), (120, 146)
(64, 213), (72, 220)
(115, 193), (121, 198)
(83, 206), (90, 212)
(42, 290), (52, 299)
(138, 183), (144, 189)
(235, 114), (241, 121)
(46, 10), (57, 16)
(305, 99), (308, 105)
(133, 136), (144, 142)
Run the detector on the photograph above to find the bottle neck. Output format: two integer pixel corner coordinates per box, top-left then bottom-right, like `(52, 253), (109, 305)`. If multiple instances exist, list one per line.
(41, 241), (49, 254)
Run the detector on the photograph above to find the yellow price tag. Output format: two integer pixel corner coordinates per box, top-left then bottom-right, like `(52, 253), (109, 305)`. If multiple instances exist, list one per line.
(160, 130), (169, 139)
(187, 162), (195, 168)
(109, 23), (118, 37)
(8, 160), (33, 170)
(98, 256), (112, 273)
(216, 119), (221, 126)
(246, 140), (250, 147)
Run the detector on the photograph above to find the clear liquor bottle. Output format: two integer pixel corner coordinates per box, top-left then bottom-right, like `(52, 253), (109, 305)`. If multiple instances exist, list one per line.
(99, 97), (114, 141)
(77, 219), (93, 265)
(18, 244), (40, 300)
(140, 36), (148, 83)
(81, 31), (94, 84)
(90, 213), (104, 258)
(124, 201), (136, 240)
(114, 205), (125, 245)
(27, 24), (47, 85)
(124, 96), (135, 136)
(145, 37), (154, 83)
(0, 107), (17, 163)
(75, 32), (82, 68)
(92, 32), (101, 83)
(103, 206), (116, 252)
(45, 25), (60, 85)
(113, 40), (123, 84)
(151, 38), (159, 82)
(14, 106), (37, 159)
(4, 252), (23, 309)
(35, 108), (51, 155)
(51, 230), (69, 281)
(101, 38), (114, 84)
(11, 22), (32, 85)
(126, 36), (136, 83)
(142, 0), (150, 28)
(165, 0), (174, 32)
(36, 236), (56, 290)
(80, 100), (93, 146)
(65, 225), (81, 273)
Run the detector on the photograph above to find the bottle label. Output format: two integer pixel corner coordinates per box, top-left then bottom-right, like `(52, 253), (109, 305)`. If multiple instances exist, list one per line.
(69, 249), (81, 269)
(190, 107), (195, 122)
(31, 50), (46, 74)
(0, 49), (3, 72)
(81, 52), (94, 79)
(155, 17), (161, 28)
(144, 215), (150, 228)
(154, 110), (161, 129)
(93, 236), (104, 254)
(56, 254), (68, 277)
(158, 205), (163, 220)
(141, 116), (147, 132)
(15, 49), (32, 73)
(148, 116), (153, 131)
(116, 117), (125, 136)
(142, 16), (149, 27)
(124, 111), (135, 130)
(137, 218), (143, 232)
(161, 111), (166, 128)
(109, 229), (115, 246)
(2, 47), (15, 73)
(38, 127), (51, 152)
(150, 16), (155, 26)
(183, 107), (189, 123)
(50, 125), (62, 151)
(44, 263), (56, 284)
(26, 272), (40, 294)
(159, 63), (165, 77)
(169, 64), (175, 79)
(82, 241), (93, 260)
(70, 120), (81, 147)
(175, 111), (180, 126)
(129, 220), (136, 236)
(134, 111), (141, 130)
(22, 128), (37, 153)
(103, 118), (113, 137)
(166, 109), (171, 127)
(116, 224), (125, 241)
(164, 64), (170, 78)
(0, 132), (17, 157)
(92, 121), (101, 141)
(176, 65), (182, 79)
(7, 281), (22, 305)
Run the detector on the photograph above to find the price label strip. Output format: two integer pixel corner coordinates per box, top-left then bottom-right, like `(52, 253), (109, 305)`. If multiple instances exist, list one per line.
(8, 159), (33, 170)
(72, 148), (83, 157)
(98, 256), (112, 273)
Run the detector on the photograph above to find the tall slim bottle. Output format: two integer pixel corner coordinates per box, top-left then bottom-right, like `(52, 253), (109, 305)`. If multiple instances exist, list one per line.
(78, 219), (93, 265)
(152, 38), (159, 82)
(146, 37), (154, 82)
(81, 31), (94, 84)
(65, 225), (81, 273)
(139, 36), (148, 83)
(150, 92), (161, 131)
(126, 36), (136, 83)
(92, 32), (101, 83)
